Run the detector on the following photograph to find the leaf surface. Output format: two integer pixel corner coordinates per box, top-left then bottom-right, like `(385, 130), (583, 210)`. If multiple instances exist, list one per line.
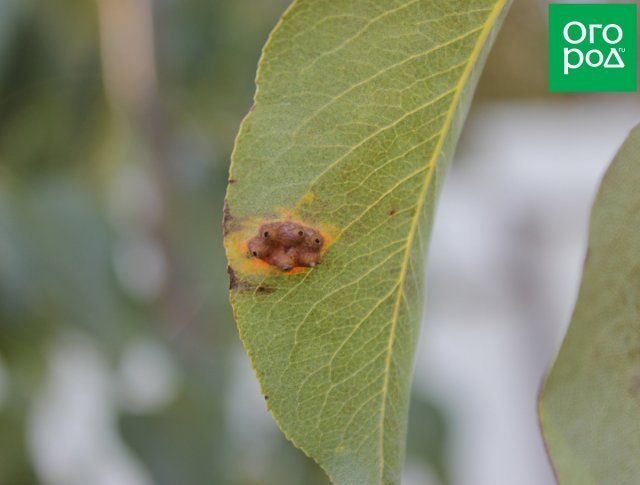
(540, 124), (640, 484)
(224, 1), (510, 482)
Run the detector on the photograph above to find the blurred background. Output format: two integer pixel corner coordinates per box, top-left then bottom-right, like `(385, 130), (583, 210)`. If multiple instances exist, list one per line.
(0, 0), (637, 484)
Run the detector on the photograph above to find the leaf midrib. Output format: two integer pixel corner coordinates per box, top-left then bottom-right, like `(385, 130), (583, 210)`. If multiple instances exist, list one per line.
(375, 1), (508, 481)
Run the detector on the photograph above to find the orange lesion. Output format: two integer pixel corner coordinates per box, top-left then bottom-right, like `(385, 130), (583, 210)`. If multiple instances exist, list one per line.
(225, 208), (335, 277)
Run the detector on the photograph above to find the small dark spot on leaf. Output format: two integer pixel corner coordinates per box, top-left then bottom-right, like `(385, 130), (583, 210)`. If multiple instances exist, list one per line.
(257, 285), (276, 294)
(228, 178), (236, 184)
(388, 209), (396, 216)
(227, 265), (238, 290)
(222, 201), (239, 236)
(228, 272), (275, 294)
(264, 395), (269, 400)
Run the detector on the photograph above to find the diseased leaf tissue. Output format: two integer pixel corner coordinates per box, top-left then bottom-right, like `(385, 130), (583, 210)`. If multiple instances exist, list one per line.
(248, 221), (324, 271)
(224, 1), (511, 483)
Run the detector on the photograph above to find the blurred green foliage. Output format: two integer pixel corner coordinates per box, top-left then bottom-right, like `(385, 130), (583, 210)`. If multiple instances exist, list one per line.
(0, 1), (449, 483)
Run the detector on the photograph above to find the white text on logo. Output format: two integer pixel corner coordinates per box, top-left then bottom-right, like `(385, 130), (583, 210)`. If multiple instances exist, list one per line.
(563, 21), (625, 75)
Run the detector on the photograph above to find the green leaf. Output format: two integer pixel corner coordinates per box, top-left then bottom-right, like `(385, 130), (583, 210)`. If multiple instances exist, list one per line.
(224, 1), (511, 482)
(539, 124), (640, 484)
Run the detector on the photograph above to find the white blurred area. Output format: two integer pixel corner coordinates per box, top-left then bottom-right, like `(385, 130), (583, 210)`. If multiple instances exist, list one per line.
(413, 96), (640, 485)
(27, 334), (179, 485)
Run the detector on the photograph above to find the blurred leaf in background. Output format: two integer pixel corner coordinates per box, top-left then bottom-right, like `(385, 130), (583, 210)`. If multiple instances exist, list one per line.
(540, 124), (640, 484)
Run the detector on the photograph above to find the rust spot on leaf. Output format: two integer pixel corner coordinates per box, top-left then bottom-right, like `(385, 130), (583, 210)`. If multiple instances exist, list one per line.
(388, 209), (396, 216)
(247, 221), (324, 271)
(223, 201), (243, 238)
(228, 178), (237, 184)
(223, 202), (234, 237)
(224, 209), (335, 279)
(227, 265), (238, 290)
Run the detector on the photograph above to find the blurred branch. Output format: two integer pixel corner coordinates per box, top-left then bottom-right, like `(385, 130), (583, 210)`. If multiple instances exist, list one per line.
(97, 0), (157, 113)
(97, 0), (198, 343)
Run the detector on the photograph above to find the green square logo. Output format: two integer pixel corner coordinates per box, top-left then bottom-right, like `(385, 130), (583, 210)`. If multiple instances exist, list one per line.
(549, 3), (637, 92)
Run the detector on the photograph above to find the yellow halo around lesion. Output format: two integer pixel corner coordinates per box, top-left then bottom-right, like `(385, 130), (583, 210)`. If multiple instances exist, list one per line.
(224, 207), (337, 278)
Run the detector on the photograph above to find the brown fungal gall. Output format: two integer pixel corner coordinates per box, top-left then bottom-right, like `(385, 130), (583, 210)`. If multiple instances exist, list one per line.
(302, 227), (323, 250)
(274, 221), (306, 248)
(247, 237), (270, 259)
(247, 221), (324, 271)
